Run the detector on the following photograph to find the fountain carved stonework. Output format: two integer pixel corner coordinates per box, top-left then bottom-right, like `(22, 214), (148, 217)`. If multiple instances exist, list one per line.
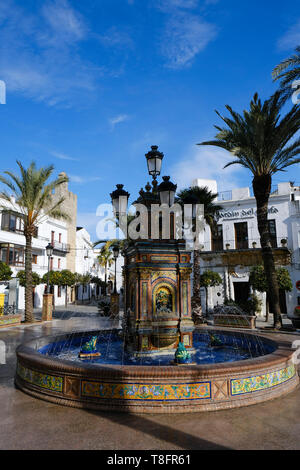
(123, 240), (194, 356)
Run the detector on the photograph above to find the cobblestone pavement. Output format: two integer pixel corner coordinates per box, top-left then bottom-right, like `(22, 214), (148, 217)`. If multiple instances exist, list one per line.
(0, 306), (300, 450)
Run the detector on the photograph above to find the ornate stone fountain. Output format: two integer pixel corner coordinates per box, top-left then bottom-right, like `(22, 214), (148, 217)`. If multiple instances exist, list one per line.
(14, 146), (299, 413)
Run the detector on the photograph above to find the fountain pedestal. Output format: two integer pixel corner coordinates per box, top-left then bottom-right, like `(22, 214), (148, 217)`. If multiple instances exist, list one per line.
(123, 240), (194, 356)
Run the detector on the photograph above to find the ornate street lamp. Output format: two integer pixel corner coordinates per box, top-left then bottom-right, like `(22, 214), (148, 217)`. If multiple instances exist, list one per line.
(145, 145), (164, 180)
(110, 184), (130, 216)
(182, 193), (198, 219)
(46, 242), (54, 294)
(157, 176), (177, 206)
(112, 244), (120, 294)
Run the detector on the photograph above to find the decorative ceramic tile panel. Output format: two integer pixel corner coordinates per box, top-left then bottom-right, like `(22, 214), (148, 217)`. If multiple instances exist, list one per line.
(17, 363), (63, 393)
(231, 365), (296, 396)
(151, 271), (177, 283)
(182, 281), (188, 315)
(0, 315), (21, 325)
(151, 256), (177, 263)
(81, 381), (211, 401)
(142, 282), (148, 316)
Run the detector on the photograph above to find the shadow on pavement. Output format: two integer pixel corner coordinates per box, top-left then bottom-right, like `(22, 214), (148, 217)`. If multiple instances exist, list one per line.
(85, 408), (230, 450)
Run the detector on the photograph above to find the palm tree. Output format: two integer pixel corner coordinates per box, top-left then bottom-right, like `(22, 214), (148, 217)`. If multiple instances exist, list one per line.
(272, 46), (300, 102)
(0, 161), (69, 322)
(199, 92), (300, 329)
(176, 186), (222, 322)
(97, 242), (114, 295)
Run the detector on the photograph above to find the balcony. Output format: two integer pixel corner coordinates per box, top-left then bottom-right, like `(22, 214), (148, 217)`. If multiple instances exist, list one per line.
(200, 237), (291, 267)
(1, 211), (38, 238)
(52, 241), (70, 254)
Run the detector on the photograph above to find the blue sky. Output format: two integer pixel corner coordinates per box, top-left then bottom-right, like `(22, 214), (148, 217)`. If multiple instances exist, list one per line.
(0, 0), (299, 239)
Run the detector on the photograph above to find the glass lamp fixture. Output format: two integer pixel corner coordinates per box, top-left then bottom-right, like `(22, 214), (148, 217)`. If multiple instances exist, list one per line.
(46, 243), (54, 257)
(112, 244), (120, 259)
(157, 176), (177, 206)
(145, 145), (164, 180)
(182, 193), (198, 219)
(110, 184), (130, 215)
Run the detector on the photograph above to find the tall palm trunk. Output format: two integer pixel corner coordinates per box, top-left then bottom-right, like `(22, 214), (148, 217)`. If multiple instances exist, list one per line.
(253, 175), (282, 329)
(191, 249), (203, 322)
(24, 232), (34, 322)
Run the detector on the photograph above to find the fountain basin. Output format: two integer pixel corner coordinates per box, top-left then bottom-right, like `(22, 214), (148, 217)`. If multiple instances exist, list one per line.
(15, 329), (298, 413)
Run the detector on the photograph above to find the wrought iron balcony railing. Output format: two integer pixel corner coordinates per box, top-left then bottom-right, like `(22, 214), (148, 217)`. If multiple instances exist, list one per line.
(52, 241), (70, 253)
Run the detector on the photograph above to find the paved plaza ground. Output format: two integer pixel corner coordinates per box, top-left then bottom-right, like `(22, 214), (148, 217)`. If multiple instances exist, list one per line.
(1, 305), (300, 450)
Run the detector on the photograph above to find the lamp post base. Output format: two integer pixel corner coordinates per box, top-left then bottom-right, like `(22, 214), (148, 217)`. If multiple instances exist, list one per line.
(42, 294), (53, 321)
(110, 293), (120, 316)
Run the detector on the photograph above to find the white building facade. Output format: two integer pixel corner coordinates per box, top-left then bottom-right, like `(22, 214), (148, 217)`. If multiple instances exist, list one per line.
(0, 198), (69, 310)
(75, 227), (101, 301)
(191, 179), (300, 318)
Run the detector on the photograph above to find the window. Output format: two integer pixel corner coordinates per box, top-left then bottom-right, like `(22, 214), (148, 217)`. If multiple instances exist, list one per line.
(234, 222), (248, 249)
(1, 211), (24, 234)
(58, 258), (61, 269)
(32, 254), (38, 264)
(58, 286), (61, 297)
(267, 220), (277, 248)
(211, 224), (223, 251)
(51, 231), (55, 244)
(59, 233), (62, 243)
(0, 243), (24, 266)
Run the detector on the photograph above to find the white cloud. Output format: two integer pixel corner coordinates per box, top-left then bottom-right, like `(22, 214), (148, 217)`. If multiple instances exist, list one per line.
(50, 151), (79, 161)
(277, 19), (300, 51)
(0, 0), (101, 106)
(109, 114), (130, 129)
(69, 175), (102, 184)
(161, 12), (217, 68)
(170, 145), (244, 192)
(155, 0), (218, 69)
(41, 0), (87, 46)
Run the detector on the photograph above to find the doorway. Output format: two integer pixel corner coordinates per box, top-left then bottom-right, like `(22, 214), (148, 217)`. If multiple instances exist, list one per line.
(234, 222), (248, 249)
(233, 282), (250, 303)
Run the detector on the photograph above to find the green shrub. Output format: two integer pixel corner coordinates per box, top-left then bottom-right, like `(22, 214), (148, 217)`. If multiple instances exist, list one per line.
(0, 261), (12, 281)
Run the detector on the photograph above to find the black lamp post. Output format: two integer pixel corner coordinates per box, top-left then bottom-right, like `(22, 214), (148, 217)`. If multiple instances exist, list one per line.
(157, 176), (177, 206)
(145, 145), (164, 180)
(112, 244), (120, 294)
(46, 242), (54, 294)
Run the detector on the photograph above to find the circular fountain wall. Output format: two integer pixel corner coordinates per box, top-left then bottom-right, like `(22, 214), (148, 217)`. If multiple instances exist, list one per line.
(15, 329), (299, 413)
